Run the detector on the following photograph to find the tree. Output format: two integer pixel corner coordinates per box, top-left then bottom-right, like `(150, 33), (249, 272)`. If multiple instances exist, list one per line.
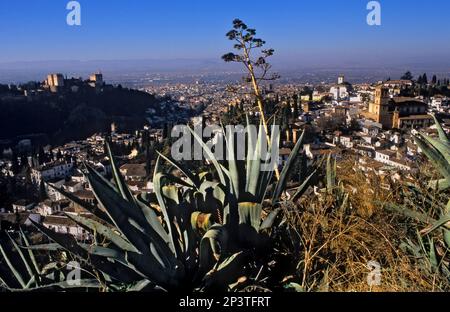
(417, 75), (423, 85)
(37, 146), (46, 165)
(222, 18), (280, 179)
(422, 73), (428, 85)
(401, 71), (413, 81)
(292, 95), (299, 120)
(39, 180), (48, 201)
(11, 151), (20, 174)
(432, 75), (437, 85)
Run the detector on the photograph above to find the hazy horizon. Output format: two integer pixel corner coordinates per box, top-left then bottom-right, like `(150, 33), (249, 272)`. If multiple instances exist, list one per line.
(1, 1), (449, 65)
(0, 56), (448, 85)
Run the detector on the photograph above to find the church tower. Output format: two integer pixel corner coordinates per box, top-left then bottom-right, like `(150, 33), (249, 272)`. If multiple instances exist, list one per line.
(369, 86), (392, 128)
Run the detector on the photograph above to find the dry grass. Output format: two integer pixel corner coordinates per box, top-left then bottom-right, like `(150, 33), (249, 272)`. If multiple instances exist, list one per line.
(278, 157), (450, 292)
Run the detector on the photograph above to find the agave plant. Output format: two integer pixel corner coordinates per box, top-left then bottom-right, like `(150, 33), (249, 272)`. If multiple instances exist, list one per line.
(153, 117), (316, 289)
(33, 142), (245, 292)
(414, 115), (450, 191)
(186, 117), (317, 254)
(387, 116), (450, 281)
(400, 231), (450, 281)
(1, 117), (316, 292)
(407, 117), (450, 237)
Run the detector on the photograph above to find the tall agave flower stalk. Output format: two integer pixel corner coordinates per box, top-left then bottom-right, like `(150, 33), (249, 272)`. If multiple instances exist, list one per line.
(1, 118), (316, 292)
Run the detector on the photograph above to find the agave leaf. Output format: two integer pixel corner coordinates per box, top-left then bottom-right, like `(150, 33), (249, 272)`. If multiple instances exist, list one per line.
(78, 244), (126, 263)
(46, 183), (112, 223)
(30, 220), (142, 284)
(238, 202), (263, 232)
(161, 172), (196, 189)
(85, 164), (151, 232)
(443, 229), (450, 249)
(0, 276), (9, 288)
(156, 151), (199, 188)
(385, 203), (434, 224)
(203, 251), (248, 291)
(272, 130), (304, 204)
(20, 243), (62, 251)
(428, 237), (439, 270)
(291, 170), (317, 202)
(247, 122), (263, 196)
(19, 228), (41, 276)
(85, 165), (174, 262)
(421, 215), (450, 235)
(414, 135), (450, 181)
(153, 157), (178, 257)
(126, 279), (153, 291)
(432, 115), (449, 144)
(225, 125), (241, 199)
(124, 250), (176, 290)
(199, 225), (228, 274)
(326, 154), (336, 194)
(284, 282), (304, 292)
(198, 180), (226, 213)
(6, 232), (34, 282)
(256, 122), (279, 203)
(260, 208), (281, 230)
(188, 126), (226, 185)
(64, 212), (138, 253)
(0, 238), (27, 288)
(428, 178), (450, 192)
(340, 193), (349, 210)
(106, 142), (136, 204)
(161, 184), (196, 259)
(161, 185), (190, 242)
(418, 133), (450, 163)
(135, 199), (171, 245)
(245, 116), (258, 194)
(5, 279), (102, 292)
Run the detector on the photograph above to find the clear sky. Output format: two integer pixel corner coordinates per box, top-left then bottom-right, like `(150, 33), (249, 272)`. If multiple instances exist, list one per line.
(0, 0), (449, 67)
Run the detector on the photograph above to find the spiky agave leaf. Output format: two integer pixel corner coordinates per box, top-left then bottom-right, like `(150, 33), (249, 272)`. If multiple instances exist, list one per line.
(415, 120), (450, 191)
(432, 114), (449, 144)
(272, 129), (305, 204)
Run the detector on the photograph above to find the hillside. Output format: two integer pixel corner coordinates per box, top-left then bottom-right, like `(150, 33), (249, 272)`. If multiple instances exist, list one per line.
(0, 85), (186, 146)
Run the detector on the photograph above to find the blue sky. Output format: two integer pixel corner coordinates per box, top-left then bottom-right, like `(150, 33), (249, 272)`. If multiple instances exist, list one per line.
(0, 0), (449, 67)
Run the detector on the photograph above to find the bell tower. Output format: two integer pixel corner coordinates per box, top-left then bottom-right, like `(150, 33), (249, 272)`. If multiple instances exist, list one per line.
(369, 86), (392, 128)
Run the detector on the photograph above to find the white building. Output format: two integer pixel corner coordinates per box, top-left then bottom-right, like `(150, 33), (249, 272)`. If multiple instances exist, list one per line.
(42, 215), (90, 240)
(12, 200), (35, 213)
(374, 150), (411, 170)
(35, 199), (69, 216)
(430, 96), (448, 111)
(31, 161), (74, 185)
(330, 75), (352, 100)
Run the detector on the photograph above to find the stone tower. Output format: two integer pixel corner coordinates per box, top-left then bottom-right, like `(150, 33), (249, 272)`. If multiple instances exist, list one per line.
(369, 86), (392, 128)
